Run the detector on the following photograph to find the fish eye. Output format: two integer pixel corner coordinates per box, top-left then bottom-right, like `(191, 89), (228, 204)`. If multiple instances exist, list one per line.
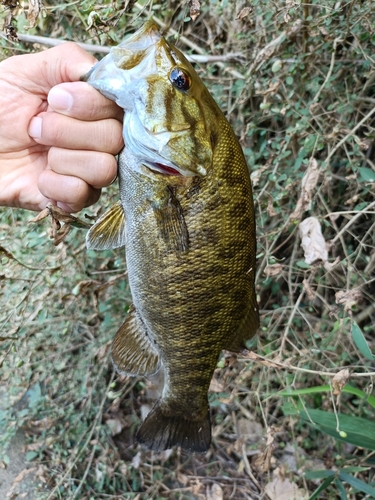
(169, 67), (191, 91)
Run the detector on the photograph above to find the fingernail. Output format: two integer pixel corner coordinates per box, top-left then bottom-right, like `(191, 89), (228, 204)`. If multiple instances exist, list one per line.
(48, 87), (74, 111)
(28, 116), (42, 139)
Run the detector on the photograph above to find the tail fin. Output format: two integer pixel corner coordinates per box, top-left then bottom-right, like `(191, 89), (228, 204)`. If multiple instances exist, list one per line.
(137, 400), (211, 453)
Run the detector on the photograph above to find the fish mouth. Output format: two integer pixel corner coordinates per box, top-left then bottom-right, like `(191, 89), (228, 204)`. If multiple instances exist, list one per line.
(146, 162), (182, 176)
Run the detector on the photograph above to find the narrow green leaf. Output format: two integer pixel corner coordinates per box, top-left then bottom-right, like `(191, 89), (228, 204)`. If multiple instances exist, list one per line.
(351, 322), (374, 361)
(339, 471), (375, 496)
(300, 409), (375, 450)
(305, 470), (336, 480)
(308, 475), (335, 500)
(335, 479), (348, 500)
(278, 385), (375, 410)
(342, 466), (371, 473)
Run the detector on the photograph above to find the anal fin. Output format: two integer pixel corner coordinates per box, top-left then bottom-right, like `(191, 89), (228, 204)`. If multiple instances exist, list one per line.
(86, 201), (126, 250)
(225, 295), (259, 353)
(111, 306), (160, 376)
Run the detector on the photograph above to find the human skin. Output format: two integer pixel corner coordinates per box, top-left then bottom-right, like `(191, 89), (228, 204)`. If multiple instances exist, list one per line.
(0, 42), (124, 212)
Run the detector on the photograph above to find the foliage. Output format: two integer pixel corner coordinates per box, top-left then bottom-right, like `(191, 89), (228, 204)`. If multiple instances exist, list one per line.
(1, 0), (375, 498)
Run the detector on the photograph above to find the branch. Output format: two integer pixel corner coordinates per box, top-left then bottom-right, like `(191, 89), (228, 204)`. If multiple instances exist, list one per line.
(1, 32), (244, 64)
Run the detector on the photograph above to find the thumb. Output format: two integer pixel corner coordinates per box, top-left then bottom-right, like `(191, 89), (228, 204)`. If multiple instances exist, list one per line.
(5, 43), (97, 94)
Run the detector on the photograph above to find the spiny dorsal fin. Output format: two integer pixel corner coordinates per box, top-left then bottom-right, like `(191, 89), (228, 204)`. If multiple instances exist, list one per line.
(111, 306), (161, 376)
(86, 201), (126, 250)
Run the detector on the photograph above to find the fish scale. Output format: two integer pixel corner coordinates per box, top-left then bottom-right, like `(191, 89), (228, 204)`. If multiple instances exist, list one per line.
(84, 21), (259, 453)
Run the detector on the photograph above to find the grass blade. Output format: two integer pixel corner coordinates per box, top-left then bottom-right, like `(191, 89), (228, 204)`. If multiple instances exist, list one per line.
(278, 385), (375, 410)
(308, 475), (335, 500)
(299, 409), (375, 450)
(351, 322), (374, 361)
(339, 471), (375, 496)
(335, 479), (348, 500)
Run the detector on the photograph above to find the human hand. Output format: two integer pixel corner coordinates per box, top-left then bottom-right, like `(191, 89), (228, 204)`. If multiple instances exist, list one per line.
(0, 43), (124, 212)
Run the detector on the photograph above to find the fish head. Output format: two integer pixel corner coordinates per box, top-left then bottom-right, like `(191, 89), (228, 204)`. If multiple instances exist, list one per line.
(85, 21), (215, 177)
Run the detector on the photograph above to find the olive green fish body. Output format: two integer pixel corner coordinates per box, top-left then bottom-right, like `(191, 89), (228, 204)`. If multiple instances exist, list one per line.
(85, 21), (259, 452)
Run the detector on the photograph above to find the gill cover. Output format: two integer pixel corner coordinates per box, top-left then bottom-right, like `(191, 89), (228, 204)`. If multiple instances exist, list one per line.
(84, 21), (212, 177)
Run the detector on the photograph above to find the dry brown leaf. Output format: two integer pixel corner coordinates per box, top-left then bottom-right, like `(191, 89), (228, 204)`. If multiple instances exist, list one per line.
(209, 378), (225, 393)
(191, 478), (204, 495)
(206, 483), (223, 500)
(332, 369), (350, 395)
(291, 158), (321, 219)
(15, 469), (37, 484)
(242, 351), (282, 369)
(255, 80), (281, 96)
(189, 0), (200, 21)
(302, 279), (315, 301)
(335, 289), (361, 312)
(252, 426), (275, 472)
(250, 164), (268, 187)
(238, 418), (264, 442)
(265, 469), (308, 500)
(177, 471), (189, 486)
(106, 418), (124, 436)
(264, 263), (284, 277)
(28, 208), (49, 224)
(236, 6), (252, 20)
(299, 217), (328, 264)
(267, 198), (277, 217)
(26, 0), (42, 29)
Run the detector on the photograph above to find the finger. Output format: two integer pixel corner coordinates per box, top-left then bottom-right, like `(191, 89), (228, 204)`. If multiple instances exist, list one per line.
(48, 82), (124, 122)
(38, 168), (101, 213)
(48, 148), (118, 189)
(28, 112), (123, 154)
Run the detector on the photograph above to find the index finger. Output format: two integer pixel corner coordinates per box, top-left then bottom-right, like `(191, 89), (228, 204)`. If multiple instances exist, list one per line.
(48, 81), (124, 122)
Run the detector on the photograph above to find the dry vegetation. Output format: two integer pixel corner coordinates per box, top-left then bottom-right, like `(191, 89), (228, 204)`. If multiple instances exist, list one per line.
(1, 1), (375, 499)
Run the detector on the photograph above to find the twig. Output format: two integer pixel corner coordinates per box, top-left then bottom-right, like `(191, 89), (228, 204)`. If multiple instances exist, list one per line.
(324, 107), (375, 167)
(46, 364), (114, 500)
(241, 352), (375, 378)
(331, 200), (375, 243)
(313, 37), (341, 102)
(2, 31), (244, 64)
(133, 3), (245, 79)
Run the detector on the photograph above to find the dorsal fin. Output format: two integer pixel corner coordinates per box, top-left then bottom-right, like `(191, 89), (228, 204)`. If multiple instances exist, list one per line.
(86, 201), (126, 250)
(111, 306), (161, 376)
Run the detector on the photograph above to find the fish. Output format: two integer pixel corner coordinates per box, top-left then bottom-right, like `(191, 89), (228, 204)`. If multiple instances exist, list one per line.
(84, 20), (259, 453)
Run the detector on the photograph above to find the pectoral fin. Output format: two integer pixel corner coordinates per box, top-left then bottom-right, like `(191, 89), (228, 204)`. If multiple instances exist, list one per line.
(86, 201), (126, 250)
(112, 306), (161, 376)
(152, 186), (189, 254)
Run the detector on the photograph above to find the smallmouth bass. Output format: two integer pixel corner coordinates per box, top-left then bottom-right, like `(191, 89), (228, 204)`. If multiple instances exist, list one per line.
(84, 21), (259, 453)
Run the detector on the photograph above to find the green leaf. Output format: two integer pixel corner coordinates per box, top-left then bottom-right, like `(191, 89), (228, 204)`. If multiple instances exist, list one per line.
(296, 260), (311, 269)
(359, 167), (375, 182)
(335, 479), (348, 500)
(25, 451), (38, 461)
(299, 409), (375, 450)
(305, 470), (335, 480)
(351, 322), (374, 361)
(278, 384), (375, 410)
(339, 471), (375, 496)
(308, 475), (335, 500)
